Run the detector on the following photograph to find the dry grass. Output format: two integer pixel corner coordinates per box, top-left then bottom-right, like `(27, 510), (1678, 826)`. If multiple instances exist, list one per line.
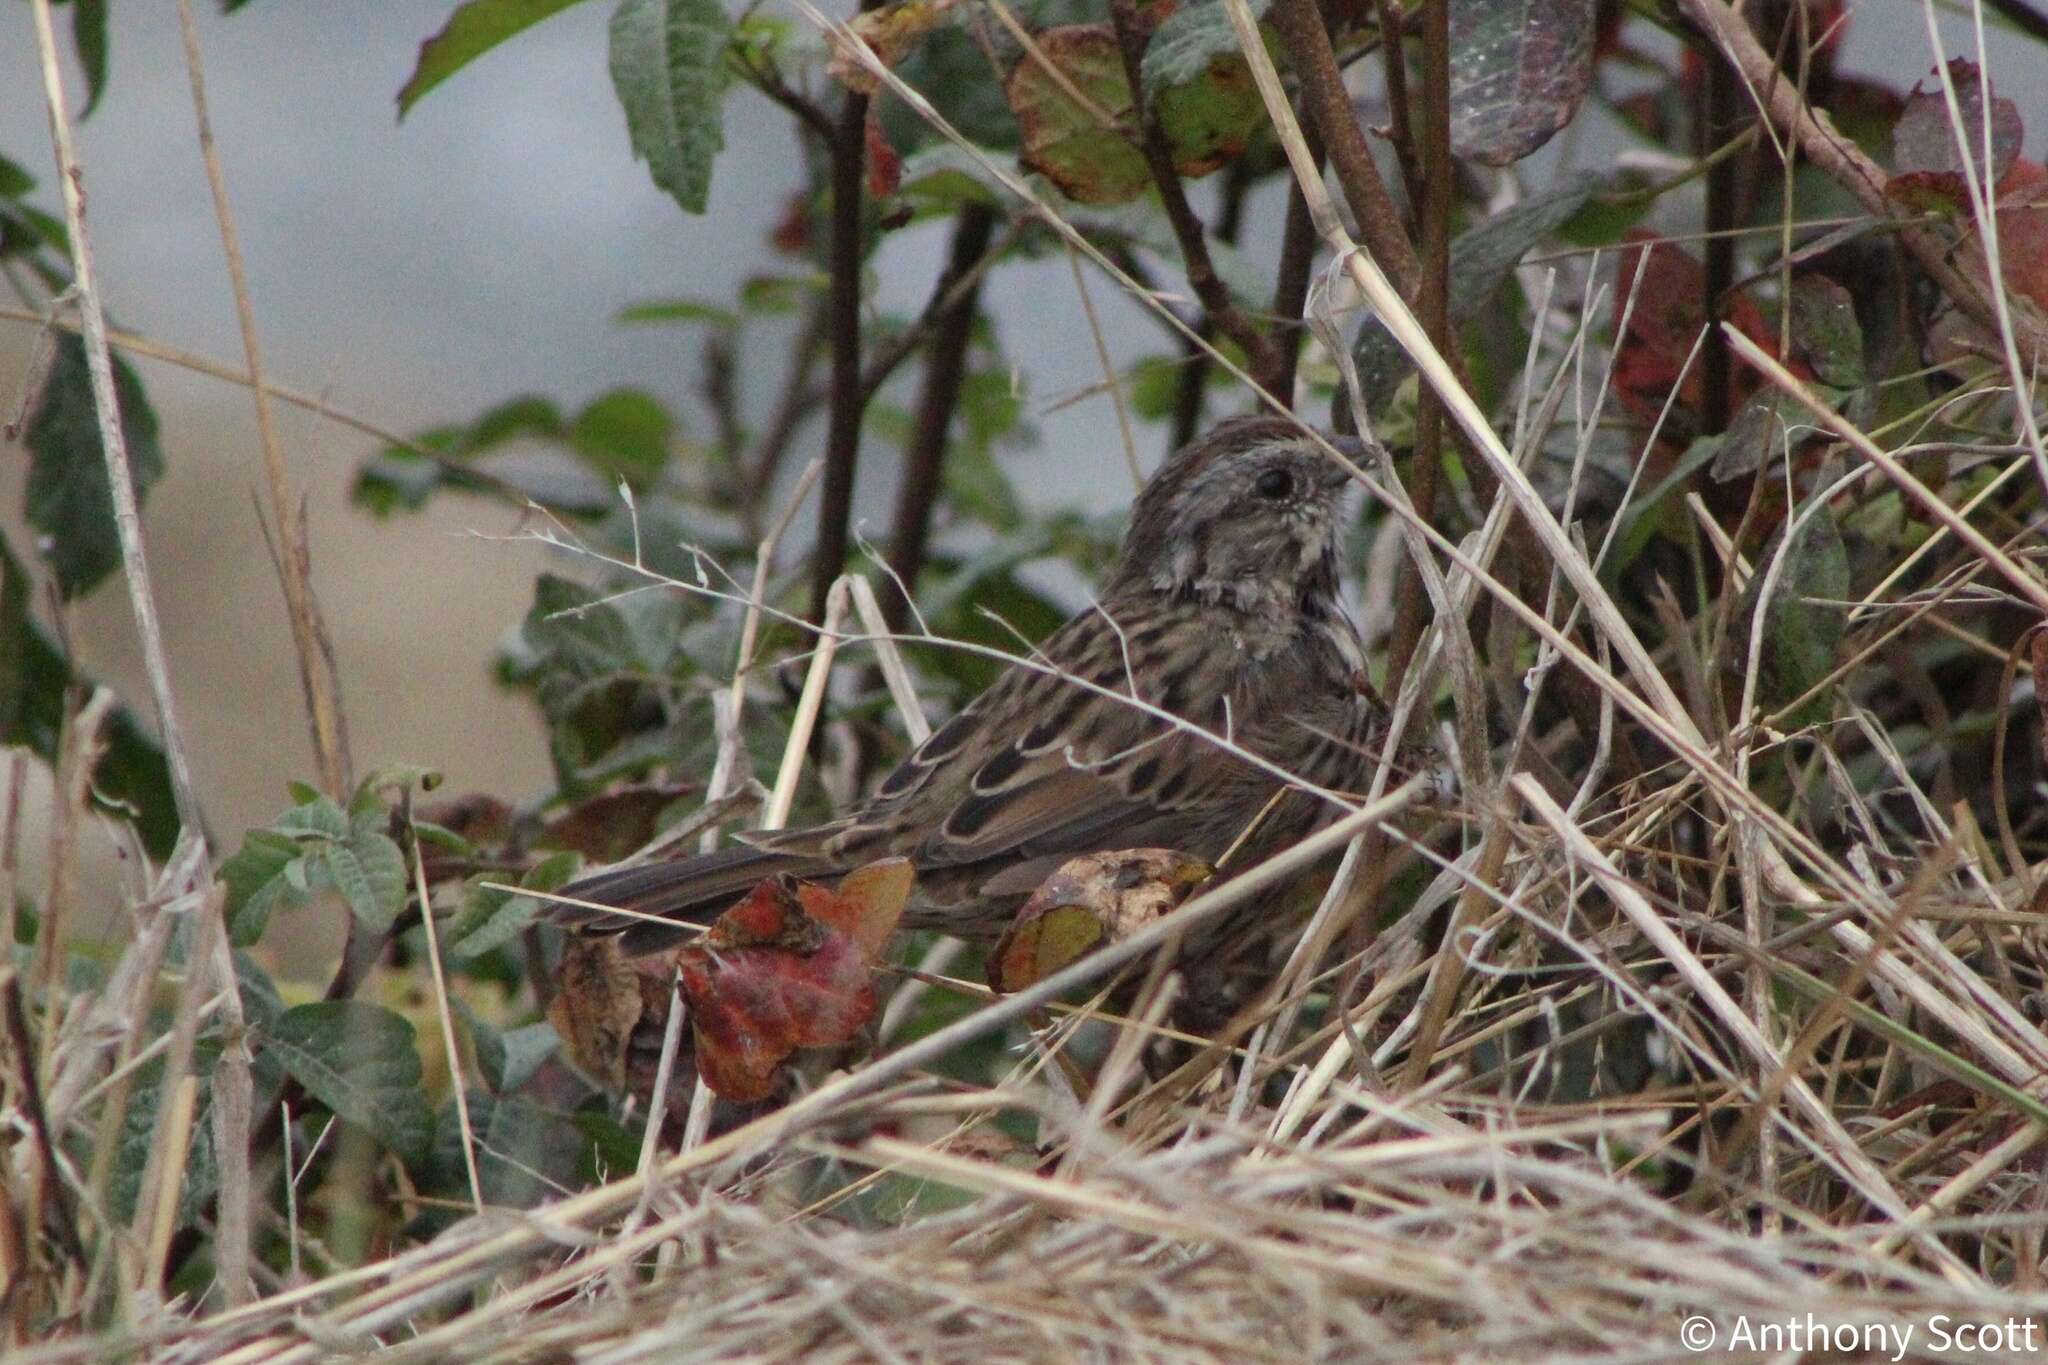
(10, 0), (2048, 1361)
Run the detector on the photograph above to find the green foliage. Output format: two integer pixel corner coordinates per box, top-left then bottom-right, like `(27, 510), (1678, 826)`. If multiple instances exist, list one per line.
(1732, 497), (1851, 725)
(447, 851), (582, 963)
(72, 0), (110, 119)
(221, 782), (412, 945)
(257, 1000), (435, 1167)
(353, 388), (680, 515)
(609, 0), (731, 215)
(23, 335), (164, 600)
(0, 538), (179, 857)
(398, 0), (596, 117)
(500, 572), (698, 793)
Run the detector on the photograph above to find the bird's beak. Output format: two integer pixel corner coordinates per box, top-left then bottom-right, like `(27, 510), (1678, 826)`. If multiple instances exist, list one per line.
(1328, 434), (1372, 464)
(1316, 433), (1373, 490)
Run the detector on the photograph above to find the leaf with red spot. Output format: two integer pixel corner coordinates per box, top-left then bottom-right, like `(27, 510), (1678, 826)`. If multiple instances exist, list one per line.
(828, 0), (961, 94)
(1886, 60), (2022, 214)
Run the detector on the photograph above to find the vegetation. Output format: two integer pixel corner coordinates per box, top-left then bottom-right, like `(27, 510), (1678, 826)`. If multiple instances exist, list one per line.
(8, 0), (2048, 1357)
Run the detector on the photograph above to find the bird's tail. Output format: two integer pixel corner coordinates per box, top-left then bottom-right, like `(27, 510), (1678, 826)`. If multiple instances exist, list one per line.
(550, 843), (841, 954)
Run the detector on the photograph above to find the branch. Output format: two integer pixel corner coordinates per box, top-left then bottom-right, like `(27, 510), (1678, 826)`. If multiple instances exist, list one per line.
(1269, 0), (1422, 300)
(1677, 0), (2048, 360)
(858, 219), (1015, 405)
(1268, 141), (1322, 399)
(1106, 0), (1279, 393)
(883, 204), (1000, 630)
(1382, 0), (1451, 698)
(810, 85), (874, 622)
(1171, 160), (1255, 447)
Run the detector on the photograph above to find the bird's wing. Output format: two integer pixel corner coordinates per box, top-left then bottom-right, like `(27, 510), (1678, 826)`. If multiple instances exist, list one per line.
(767, 598), (1250, 882)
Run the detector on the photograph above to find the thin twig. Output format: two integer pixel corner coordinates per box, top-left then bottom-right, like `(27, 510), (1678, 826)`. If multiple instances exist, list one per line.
(28, 0), (205, 837)
(175, 0), (352, 799)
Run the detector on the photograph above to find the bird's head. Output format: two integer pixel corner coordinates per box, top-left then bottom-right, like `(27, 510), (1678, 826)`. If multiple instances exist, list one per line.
(1113, 415), (1370, 613)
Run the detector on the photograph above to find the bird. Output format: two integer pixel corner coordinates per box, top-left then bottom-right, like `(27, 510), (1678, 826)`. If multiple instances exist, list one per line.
(553, 414), (1397, 954)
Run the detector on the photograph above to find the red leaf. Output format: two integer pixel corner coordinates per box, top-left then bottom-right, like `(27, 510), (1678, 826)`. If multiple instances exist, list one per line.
(866, 106), (903, 200)
(1611, 232), (1793, 428)
(797, 857), (913, 960)
(674, 873), (891, 1102)
(1978, 156), (2048, 312)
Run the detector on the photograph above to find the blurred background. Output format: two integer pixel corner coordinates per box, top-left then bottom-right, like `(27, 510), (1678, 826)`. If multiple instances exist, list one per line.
(0, 0), (2026, 957)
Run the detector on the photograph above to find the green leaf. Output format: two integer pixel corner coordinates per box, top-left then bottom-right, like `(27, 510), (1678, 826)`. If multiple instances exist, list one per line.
(895, 143), (1005, 217)
(0, 153), (33, 199)
(462, 1006), (561, 1092)
(1788, 275), (1865, 389)
(1140, 2), (1273, 178)
(1139, 0), (1250, 100)
(570, 388), (673, 487)
(320, 831), (409, 933)
(448, 851), (580, 961)
(1349, 174), (1599, 418)
(24, 336), (165, 599)
(73, 0), (109, 119)
(0, 536), (178, 857)
(276, 792), (350, 839)
(1735, 498), (1850, 724)
(609, 0), (731, 215)
(398, 0), (595, 118)
(221, 828), (313, 947)
(468, 394), (568, 449)
(616, 298), (738, 327)
(261, 1001), (433, 1167)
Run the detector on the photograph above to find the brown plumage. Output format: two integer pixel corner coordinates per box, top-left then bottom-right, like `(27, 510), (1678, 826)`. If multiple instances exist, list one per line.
(556, 416), (1396, 953)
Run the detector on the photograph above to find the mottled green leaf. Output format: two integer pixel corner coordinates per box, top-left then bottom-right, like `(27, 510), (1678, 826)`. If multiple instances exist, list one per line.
(261, 1001), (433, 1167)
(609, 0), (730, 214)
(221, 828), (312, 947)
(319, 830), (408, 933)
(448, 851), (580, 962)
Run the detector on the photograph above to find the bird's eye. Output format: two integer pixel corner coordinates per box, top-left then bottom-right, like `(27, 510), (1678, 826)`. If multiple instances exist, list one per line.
(1254, 468), (1294, 501)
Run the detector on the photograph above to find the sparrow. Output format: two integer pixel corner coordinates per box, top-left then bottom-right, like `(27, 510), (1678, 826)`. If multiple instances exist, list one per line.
(554, 414), (1394, 953)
